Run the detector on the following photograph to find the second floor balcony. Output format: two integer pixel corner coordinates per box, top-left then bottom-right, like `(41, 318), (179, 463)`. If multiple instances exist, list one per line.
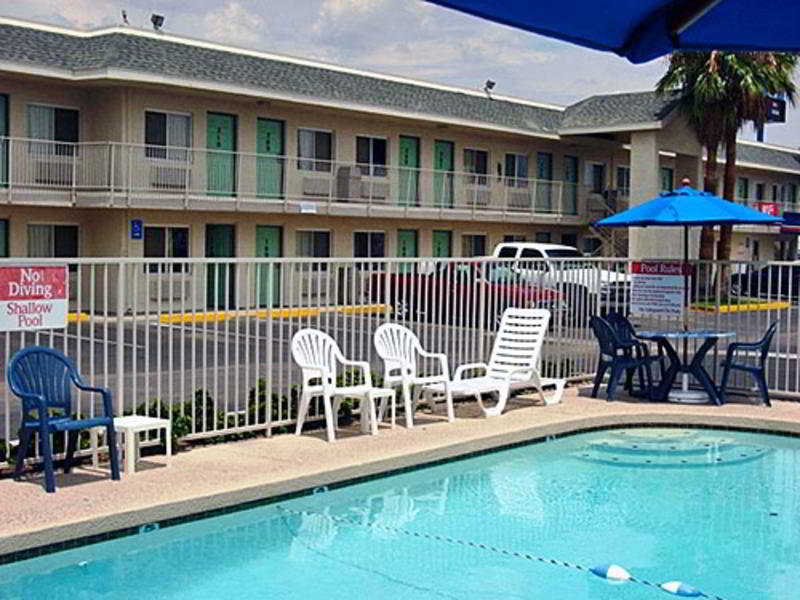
(0, 138), (590, 223)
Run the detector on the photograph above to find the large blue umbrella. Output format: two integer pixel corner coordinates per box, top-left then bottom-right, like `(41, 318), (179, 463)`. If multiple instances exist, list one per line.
(426, 1), (800, 64)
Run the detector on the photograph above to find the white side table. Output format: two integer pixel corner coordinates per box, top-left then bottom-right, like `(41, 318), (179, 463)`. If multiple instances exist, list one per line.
(363, 388), (396, 433)
(113, 416), (172, 475)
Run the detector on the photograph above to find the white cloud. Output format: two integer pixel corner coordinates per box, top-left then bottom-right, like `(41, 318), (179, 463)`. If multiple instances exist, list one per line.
(201, 1), (266, 46)
(319, 0), (385, 20)
(12, 0), (117, 28)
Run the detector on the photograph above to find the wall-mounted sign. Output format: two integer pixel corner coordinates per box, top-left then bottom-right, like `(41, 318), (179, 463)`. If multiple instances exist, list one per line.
(630, 261), (689, 317)
(766, 97), (786, 123)
(299, 202), (317, 214)
(0, 266), (68, 331)
(131, 219), (144, 240)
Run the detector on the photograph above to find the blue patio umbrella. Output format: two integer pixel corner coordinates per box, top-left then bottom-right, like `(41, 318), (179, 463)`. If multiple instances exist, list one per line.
(426, 1), (800, 64)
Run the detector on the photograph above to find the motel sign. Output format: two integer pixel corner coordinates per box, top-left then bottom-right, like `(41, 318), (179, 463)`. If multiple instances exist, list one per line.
(0, 266), (68, 331)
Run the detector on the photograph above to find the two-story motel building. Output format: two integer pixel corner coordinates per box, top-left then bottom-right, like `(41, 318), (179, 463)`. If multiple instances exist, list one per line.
(0, 17), (798, 310)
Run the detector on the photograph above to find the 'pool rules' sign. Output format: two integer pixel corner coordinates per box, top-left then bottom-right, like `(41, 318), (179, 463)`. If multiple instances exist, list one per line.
(630, 261), (687, 317)
(0, 266), (68, 331)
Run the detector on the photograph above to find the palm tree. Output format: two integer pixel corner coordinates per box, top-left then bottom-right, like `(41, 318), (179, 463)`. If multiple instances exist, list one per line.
(657, 51), (797, 264)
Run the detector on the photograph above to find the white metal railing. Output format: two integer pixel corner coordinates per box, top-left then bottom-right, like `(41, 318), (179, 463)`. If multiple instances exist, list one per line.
(1, 256), (798, 467)
(0, 138), (587, 218)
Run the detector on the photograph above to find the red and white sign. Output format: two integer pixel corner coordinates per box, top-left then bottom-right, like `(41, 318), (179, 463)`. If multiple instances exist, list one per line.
(630, 261), (688, 317)
(756, 201), (779, 216)
(0, 266), (68, 331)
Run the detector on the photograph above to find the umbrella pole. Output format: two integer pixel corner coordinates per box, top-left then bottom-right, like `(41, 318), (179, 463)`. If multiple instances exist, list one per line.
(682, 226), (689, 390)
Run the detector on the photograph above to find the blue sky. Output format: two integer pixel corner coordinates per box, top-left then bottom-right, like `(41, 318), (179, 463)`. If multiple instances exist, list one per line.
(5, 0), (798, 148)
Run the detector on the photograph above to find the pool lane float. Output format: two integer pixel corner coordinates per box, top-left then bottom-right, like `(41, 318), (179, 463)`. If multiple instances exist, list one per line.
(589, 564), (631, 582)
(660, 581), (702, 597)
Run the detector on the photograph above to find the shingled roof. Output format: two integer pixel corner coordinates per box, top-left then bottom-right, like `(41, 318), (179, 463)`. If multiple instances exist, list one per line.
(560, 91), (679, 131)
(0, 22), (563, 136)
(0, 20), (797, 175)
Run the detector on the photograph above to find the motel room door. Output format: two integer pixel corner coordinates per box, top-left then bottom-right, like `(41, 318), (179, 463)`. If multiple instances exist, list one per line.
(207, 112), (237, 196)
(434, 140), (454, 208)
(398, 136), (420, 207)
(256, 118), (284, 199)
(206, 224), (236, 309)
(256, 225), (282, 307)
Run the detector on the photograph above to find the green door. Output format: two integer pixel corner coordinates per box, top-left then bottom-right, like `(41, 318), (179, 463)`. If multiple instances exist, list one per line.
(563, 155), (578, 215)
(207, 113), (236, 196)
(398, 136), (420, 207)
(256, 225), (282, 307)
(206, 224), (236, 309)
(0, 95), (7, 187)
(536, 152), (553, 212)
(256, 119), (284, 199)
(397, 229), (418, 273)
(434, 140), (454, 208)
(433, 230), (452, 257)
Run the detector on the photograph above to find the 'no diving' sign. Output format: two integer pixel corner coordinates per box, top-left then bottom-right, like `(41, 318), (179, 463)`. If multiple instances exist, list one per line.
(0, 266), (68, 331)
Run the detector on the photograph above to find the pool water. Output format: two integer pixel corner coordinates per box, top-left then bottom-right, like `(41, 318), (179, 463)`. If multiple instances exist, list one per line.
(2, 427), (799, 600)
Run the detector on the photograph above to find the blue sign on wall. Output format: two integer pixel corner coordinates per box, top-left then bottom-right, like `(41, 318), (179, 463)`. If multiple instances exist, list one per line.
(130, 219), (143, 240)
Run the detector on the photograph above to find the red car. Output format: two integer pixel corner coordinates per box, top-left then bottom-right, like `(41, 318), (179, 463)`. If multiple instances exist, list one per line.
(366, 262), (563, 326)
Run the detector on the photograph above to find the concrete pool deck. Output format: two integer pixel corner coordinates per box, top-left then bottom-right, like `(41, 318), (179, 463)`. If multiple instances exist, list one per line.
(2, 386), (799, 559)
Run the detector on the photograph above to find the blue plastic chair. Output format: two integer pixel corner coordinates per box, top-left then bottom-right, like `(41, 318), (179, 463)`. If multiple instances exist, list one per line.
(605, 311), (666, 381)
(7, 346), (121, 493)
(718, 322), (778, 407)
(589, 315), (655, 401)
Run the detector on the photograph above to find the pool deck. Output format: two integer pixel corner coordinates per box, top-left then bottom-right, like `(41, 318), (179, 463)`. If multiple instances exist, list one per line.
(2, 386), (799, 559)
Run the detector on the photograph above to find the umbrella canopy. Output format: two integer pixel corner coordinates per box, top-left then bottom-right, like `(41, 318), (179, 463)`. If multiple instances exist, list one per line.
(593, 186), (782, 228)
(426, 1), (800, 64)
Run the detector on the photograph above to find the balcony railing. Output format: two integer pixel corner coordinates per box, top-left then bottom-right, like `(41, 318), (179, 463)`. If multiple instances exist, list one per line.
(0, 138), (589, 220)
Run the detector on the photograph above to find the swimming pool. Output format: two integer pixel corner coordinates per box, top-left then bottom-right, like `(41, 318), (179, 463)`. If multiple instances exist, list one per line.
(1, 427), (799, 599)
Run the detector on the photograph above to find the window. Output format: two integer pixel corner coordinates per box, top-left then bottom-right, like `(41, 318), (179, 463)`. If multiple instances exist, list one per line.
(356, 136), (387, 176)
(561, 233), (578, 248)
(464, 149), (488, 186)
(144, 226), (190, 272)
(772, 184), (780, 202)
(535, 232), (552, 243)
(504, 153), (528, 187)
(755, 182), (765, 201)
(0, 219), (7, 257)
(616, 166), (631, 196)
(783, 183), (798, 204)
(503, 234), (527, 242)
(296, 230), (330, 271)
(461, 234), (486, 257)
(353, 231), (385, 269)
(145, 111), (191, 160)
(27, 105), (79, 156)
(27, 224), (78, 271)
(737, 177), (750, 200)
(297, 129), (333, 172)
(660, 167), (674, 192)
(590, 164), (605, 193)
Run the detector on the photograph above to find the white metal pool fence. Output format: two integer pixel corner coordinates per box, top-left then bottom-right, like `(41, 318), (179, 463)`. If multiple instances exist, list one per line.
(1, 255), (798, 465)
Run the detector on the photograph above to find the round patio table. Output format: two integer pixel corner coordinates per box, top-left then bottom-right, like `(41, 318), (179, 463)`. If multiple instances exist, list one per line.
(635, 330), (736, 405)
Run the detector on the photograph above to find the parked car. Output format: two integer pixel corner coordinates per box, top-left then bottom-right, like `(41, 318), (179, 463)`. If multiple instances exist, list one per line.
(731, 264), (800, 301)
(491, 242), (631, 316)
(365, 262), (564, 326)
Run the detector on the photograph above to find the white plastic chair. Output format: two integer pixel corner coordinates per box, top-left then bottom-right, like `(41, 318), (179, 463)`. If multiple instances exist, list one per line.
(374, 323), (454, 428)
(291, 328), (394, 442)
(422, 308), (565, 417)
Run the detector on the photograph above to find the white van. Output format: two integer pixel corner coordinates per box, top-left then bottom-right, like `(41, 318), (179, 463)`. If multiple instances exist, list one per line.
(491, 242), (630, 313)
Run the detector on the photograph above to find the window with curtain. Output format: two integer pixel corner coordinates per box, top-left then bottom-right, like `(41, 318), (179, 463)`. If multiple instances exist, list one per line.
(504, 153), (529, 188)
(27, 105), (79, 156)
(144, 226), (190, 272)
(464, 149), (488, 186)
(755, 182), (765, 201)
(616, 166), (631, 196)
(296, 230), (330, 271)
(356, 136), (387, 176)
(461, 234), (487, 257)
(27, 224), (78, 271)
(297, 129), (333, 172)
(145, 111), (191, 160)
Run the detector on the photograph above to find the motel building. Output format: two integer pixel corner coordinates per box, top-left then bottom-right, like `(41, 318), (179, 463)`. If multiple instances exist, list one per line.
(0, 17), (798, 311)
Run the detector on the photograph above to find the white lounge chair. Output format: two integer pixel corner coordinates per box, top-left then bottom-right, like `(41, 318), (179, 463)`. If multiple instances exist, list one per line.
(291, 328), (395, 442)
(374, 323), (454, 427)
(422, 308), (565, 417)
